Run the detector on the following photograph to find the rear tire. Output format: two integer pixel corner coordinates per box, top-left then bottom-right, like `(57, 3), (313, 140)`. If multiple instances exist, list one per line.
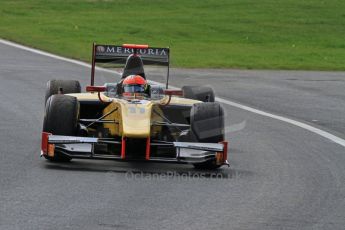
(43, 95), (79, 162)
(190, 102), (224, 169)
(182, 86), (215, 102)
(45, 79), (81, 103)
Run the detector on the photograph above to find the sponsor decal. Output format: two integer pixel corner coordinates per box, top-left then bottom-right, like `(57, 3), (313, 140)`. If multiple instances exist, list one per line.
(96, 46), (105, 53)
(95, 45), (168, 57)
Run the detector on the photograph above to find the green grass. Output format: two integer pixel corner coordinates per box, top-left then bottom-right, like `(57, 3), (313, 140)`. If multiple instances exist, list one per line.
(0, 0), (345, 70)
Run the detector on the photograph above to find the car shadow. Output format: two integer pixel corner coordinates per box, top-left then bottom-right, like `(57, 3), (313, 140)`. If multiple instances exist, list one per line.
(42, 159), (236, 179)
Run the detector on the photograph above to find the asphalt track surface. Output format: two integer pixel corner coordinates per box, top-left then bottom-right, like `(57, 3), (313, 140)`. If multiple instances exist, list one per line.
(0, 41), (345, 230)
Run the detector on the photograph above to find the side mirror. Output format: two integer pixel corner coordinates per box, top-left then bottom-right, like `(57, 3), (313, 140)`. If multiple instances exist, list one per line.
(86, 86), (106, 92)
(164, 89), (183, 96)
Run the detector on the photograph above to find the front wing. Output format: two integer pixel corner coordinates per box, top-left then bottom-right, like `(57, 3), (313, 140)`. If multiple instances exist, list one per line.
(41, 132), (229, 166)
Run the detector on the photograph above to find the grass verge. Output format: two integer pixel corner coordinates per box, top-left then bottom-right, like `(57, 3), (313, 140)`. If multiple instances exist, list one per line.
(0, 0), (344, 70)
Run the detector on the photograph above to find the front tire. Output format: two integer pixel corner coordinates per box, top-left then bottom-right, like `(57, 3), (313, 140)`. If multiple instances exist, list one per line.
(190, 102), (224, 169)
(43, 95), (79, 162)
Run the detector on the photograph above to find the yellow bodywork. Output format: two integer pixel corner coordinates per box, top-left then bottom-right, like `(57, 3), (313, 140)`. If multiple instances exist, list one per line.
(67, 92), (200, 138)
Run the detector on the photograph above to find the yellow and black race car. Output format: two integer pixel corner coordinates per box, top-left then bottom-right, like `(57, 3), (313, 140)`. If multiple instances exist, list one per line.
(41, 44), (228, 169)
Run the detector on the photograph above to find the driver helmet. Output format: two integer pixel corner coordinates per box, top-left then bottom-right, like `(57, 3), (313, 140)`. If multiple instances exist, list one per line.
(122, 75), (147, 96)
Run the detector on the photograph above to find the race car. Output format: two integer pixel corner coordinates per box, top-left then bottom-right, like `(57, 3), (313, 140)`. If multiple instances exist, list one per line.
(41, 43), (229, 169)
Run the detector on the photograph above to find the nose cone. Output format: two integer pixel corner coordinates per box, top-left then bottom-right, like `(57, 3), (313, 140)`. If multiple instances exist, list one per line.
(120, 101), (153, 138)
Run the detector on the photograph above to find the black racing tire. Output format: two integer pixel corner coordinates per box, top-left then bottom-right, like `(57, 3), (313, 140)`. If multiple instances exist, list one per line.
(43, 95), (79, 162)
(182, 86), (215, 102)
(45, 79), (81, 103)
(190, 102), (224, 143)
(190, 102), (224, 170)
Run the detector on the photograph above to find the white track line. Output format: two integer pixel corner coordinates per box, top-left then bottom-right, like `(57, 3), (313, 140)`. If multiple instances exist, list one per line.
(216, 98), (345, 147)
(1, 38), (344, 148)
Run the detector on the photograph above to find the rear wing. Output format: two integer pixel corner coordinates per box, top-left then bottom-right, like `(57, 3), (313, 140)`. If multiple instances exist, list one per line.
(94, 44), (169, 64)
(91, 43), (170, 86)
